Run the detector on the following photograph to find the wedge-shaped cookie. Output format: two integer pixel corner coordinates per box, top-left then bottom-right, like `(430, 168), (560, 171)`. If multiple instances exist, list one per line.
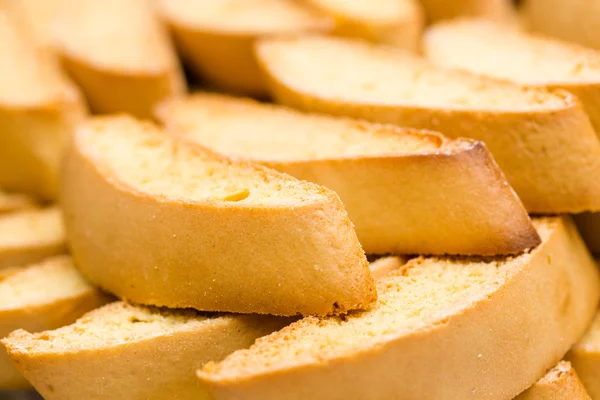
(3, 302), (286, 399)
(568, 312), (600, 399)
(0, 11), (86, 200)
(424, 19), (600, 135)
(156, 0), (332, 96)
(61, 115), (375, 316)
(198, 217), (600, 400)
(0, 256), (110, 389)
(0, 257), (402, 399)
(0, 190), (35, 214)
(0, 207), (66, 269)
(575, 213), (600, 254)
(424, 20), (600, 239)
(156, 93), (540, 255)
(525, 0), (600, 50)
(515, 361), (591, 400)
(304, 0), (424, 50)
(256, 36), (600, 213)
(52, 0), (185, 118)
(419, 0), (515, 23)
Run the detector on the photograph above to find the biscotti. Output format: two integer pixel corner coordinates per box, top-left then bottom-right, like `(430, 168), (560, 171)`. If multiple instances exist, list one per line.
(574, 213), (600, 254)
(0, 256), (110, 389)
(515, 361), (591, 400)
(52, 0), (186, 118)
(423, 21), (600, 249)
(2, 301), (287, 399)
(0, 207), (66, 269)
(61, 115), (375, 316)
(424, 19), (600, 135)
(0, 256), (402, 399)
(419, 0), (514, 23)
(198, 217), (600, 400)
(156, 93), (540, 255)
(524, 0), (600, 50)
(255, 35), (600, 213)
(156, 0), (333, 96)
(568, 291), (600, 399)
(0, 190), (35, 214)
(304, 0), (424, 50)
(0, 10), (86, 200)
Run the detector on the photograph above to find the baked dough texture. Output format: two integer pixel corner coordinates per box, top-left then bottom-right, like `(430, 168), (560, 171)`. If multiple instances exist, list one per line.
(305, 0), (424, 50)
(198, 217), (600, 400)
(60, 115), (375, 316)
(0, 256), (110, 389)
(0, 257), (400, 399)
(514, 361), (590, 400)
(0, 10), (86, 200)
(0, 207), (66, 269)
(255, 35), (600, 213)
(157, 0), (332, 96)
(53, 0), (186, 118)
(157, 92), (540, 255)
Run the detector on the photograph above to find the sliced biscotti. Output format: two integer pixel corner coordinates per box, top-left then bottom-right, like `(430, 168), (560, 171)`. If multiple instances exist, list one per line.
(255, 35), (600, 213)
(524, 0), (600, 50)
(156, 0), (333, 96)
(0, 207), (66, 269)
(575, 213), (600, 254)
(0, 190), (35, 214)
(0, 256), (110, 389)
(424, 19), (600, 135)
(419, 0), (515, 23)
(0, 256), (401, 398)
(61, 115), (375, 316)
(51, 0), (185, 118)
(515, 361), (591, 400)
(567, 306), (600, 399)
(2, 302), (287, 400)
(156, 93), (540, 255)
(0, 10), (86, 200)
(198, 217), (600, 400)
(304, 0), (424, 50)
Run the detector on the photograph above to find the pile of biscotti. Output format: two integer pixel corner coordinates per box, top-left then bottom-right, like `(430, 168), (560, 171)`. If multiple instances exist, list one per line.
(3, 0), (600, 399)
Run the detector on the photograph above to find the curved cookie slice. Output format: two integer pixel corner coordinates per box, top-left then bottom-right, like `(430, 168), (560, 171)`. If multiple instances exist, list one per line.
(524, 0), (600, 50)
(0, 257), (401, 399)
(424, 21), (600, 239)
(61, 115), (374, 316)
(515, 361), (590, 399)
(156, 0), (332, 96)
(156, 93), (540, 255)
(419, 0), (515, 23)
(0, 256), (110, 389)
(3, 302), (287, 400)
(53, 0), (185, 118)
(0, 190), (36, 214)
(0, 207), (66, 269)
(304, 0), (424, 50)
(0, 10), (86, 200)
(198, 217), (600, 400)
(255, 35), (600, 213)
(424, 19), (600, 135)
